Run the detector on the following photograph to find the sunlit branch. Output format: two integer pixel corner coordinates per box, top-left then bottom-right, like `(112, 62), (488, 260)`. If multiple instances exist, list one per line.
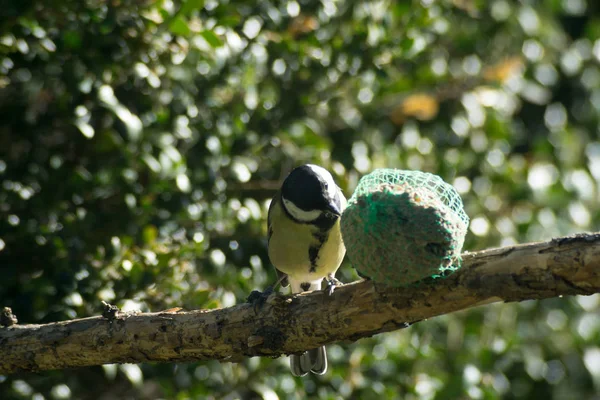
(1, 232), (599, 375)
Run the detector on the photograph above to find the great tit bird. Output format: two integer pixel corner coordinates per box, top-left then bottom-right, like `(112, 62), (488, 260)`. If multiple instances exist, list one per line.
(266, 164), (347, 376)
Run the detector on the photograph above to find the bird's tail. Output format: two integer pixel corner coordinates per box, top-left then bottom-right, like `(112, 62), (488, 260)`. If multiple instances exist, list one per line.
(288, 277), (328, 376)
(290, 346), (327, 376)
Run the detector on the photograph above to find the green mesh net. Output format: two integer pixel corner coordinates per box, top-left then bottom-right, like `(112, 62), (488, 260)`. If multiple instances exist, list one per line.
(341, 169), (469, 287)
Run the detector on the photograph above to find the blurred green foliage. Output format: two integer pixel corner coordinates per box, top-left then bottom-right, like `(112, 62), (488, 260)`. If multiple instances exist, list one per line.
(1, 0), (600, 399)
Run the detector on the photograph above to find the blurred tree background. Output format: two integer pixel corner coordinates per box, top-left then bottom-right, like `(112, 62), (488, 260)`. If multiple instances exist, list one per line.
(1, 0), (600, 398)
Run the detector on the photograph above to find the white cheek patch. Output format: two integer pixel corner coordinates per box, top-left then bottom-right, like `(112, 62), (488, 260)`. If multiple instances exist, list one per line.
(307, 164), (337, 198)
(282, 198), (322, 222)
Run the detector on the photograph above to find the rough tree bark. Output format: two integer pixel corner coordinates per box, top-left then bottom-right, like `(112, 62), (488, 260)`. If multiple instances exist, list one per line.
(1, 232), (599, 375)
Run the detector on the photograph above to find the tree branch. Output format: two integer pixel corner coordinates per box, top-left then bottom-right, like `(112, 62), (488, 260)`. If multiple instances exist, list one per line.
(2, 232), (599, 374)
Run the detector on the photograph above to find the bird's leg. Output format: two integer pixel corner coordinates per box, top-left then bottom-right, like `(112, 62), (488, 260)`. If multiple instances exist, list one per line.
(356, 269), (371, 281)
(324, 273), (343, 296)
(247, 273), (288, 309)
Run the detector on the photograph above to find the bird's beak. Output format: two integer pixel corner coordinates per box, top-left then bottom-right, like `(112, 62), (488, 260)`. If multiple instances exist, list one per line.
(326, 199), (341, 216)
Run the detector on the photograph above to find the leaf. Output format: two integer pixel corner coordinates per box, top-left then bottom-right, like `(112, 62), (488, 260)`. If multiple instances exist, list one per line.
(390, 93), (439, 124)
(142, 154), (161, 173)
(143, 225), (158, 244)
(483, 56), (524, 82)
(200, 30), (223, 48)
(62, 30), (82, 49)
(169, 16), (191, 36)
(179, 0), (204, 17)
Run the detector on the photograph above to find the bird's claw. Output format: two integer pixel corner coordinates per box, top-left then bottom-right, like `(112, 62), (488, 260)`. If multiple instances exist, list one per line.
(325, 277), (342, 296)
(247, 286), (274, 311)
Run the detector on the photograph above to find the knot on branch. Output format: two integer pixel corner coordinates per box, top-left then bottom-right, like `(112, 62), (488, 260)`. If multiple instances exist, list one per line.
(1, 307), (18, 327)
(101, 301), (120, 321)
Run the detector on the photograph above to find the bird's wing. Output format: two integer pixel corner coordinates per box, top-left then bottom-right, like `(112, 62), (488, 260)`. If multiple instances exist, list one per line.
(267, 191), (290, 287)
(267, 191), (277, 244)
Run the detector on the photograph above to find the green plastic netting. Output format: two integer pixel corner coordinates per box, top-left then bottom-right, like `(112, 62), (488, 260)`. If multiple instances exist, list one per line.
(340, 169), (469, 287)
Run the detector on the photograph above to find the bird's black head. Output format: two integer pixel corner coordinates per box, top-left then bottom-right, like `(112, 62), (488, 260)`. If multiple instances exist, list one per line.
(281, 164), (341, 222)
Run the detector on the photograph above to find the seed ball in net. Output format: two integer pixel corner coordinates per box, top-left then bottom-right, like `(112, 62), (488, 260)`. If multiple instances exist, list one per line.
(340, 169), (469, 286)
